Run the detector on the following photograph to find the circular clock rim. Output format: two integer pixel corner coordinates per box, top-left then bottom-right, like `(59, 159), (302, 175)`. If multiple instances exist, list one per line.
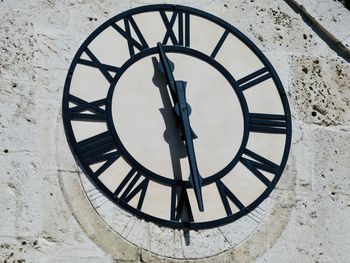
(62, 4), (292, 230)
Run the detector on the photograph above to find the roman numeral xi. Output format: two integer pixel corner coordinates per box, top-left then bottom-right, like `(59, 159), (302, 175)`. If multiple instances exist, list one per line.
(112, 16), (149, 57)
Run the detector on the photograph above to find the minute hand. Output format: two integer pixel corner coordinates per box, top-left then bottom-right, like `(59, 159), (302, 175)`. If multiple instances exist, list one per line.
(157, 43), (198, 140)
(157, 42), (177, 104)
(174, 81), (204, 212)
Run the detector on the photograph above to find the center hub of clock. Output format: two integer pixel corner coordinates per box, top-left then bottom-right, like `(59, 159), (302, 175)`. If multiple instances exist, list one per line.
(110, 51), (244, 182)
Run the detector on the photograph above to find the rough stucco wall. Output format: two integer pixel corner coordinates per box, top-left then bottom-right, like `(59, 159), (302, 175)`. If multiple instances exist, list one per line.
(0, 0), (349, 262)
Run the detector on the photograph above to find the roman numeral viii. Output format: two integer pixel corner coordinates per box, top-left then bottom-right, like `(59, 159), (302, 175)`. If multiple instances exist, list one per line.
(114, 169), (150, 210)
(77, 131), (121, 176)
(160, 11), (190, 46)
(216, 180), (245, 216)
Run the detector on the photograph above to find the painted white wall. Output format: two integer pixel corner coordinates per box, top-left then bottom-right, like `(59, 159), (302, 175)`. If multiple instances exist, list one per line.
(0, 0), (349, 262)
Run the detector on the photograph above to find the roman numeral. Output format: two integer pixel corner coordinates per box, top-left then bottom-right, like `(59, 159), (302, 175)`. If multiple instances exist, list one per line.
(210, 29), (229, 58)
(68, 94), (107, 122)
(77, 131), (120, 176)
(114, 169), (149, 210)
(240, 148), (279, 186)
(236, 67), (272, 91)
(249, 113), (287, 134)
(78, 47), (120, 84)
(216, 180), (245, 216)
(170, 186), (193, 223)
(160, 11), (190, 46)
(112, 16), (149, 57)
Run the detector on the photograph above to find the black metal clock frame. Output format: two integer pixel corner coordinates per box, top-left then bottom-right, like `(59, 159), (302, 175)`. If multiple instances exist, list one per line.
(62, 4), (292, 229)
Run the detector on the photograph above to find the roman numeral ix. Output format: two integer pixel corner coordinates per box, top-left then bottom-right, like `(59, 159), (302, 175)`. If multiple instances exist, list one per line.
(68, 94), (107, 122)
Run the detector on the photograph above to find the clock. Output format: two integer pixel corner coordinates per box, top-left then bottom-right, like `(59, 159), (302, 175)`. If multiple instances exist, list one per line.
(62, 4), (291, 230)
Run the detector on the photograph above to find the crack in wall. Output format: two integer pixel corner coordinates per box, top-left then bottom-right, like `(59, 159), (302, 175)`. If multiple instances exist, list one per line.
(285, 0), (350, 62)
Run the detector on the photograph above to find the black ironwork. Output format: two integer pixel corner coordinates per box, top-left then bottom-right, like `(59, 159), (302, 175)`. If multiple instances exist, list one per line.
(157, 43), (203, 211)
(62, 4), (292, 230)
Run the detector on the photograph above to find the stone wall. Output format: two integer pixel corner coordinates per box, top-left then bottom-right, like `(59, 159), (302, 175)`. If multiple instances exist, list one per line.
(0, 0), (349, 262)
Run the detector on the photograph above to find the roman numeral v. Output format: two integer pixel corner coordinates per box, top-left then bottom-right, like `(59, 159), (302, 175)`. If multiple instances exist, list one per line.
(216, 180), (245, 216)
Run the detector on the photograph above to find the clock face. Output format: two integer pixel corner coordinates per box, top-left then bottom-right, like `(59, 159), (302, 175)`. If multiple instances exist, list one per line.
(62, 4), (291, 230)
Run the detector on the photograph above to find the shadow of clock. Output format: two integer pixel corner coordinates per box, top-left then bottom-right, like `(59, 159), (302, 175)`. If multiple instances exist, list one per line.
(152, 57), (192, 245)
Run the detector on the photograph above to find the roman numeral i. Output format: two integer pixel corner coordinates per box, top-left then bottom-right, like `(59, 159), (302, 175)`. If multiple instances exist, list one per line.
(236, 67), (272, 91)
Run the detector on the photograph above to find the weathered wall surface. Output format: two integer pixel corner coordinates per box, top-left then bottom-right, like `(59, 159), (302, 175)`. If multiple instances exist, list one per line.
(0, 0), (349, 262)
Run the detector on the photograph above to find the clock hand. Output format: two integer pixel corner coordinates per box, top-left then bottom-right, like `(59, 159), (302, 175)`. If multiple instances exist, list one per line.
(157, 43), (203, 211)
(174, 81), (204, 212)
(157, 42), (177, 103)
(157, 42), (198, 139)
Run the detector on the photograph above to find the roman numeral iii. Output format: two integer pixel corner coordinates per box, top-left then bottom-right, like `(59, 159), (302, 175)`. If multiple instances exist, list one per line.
(249, 113), (287, 134)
